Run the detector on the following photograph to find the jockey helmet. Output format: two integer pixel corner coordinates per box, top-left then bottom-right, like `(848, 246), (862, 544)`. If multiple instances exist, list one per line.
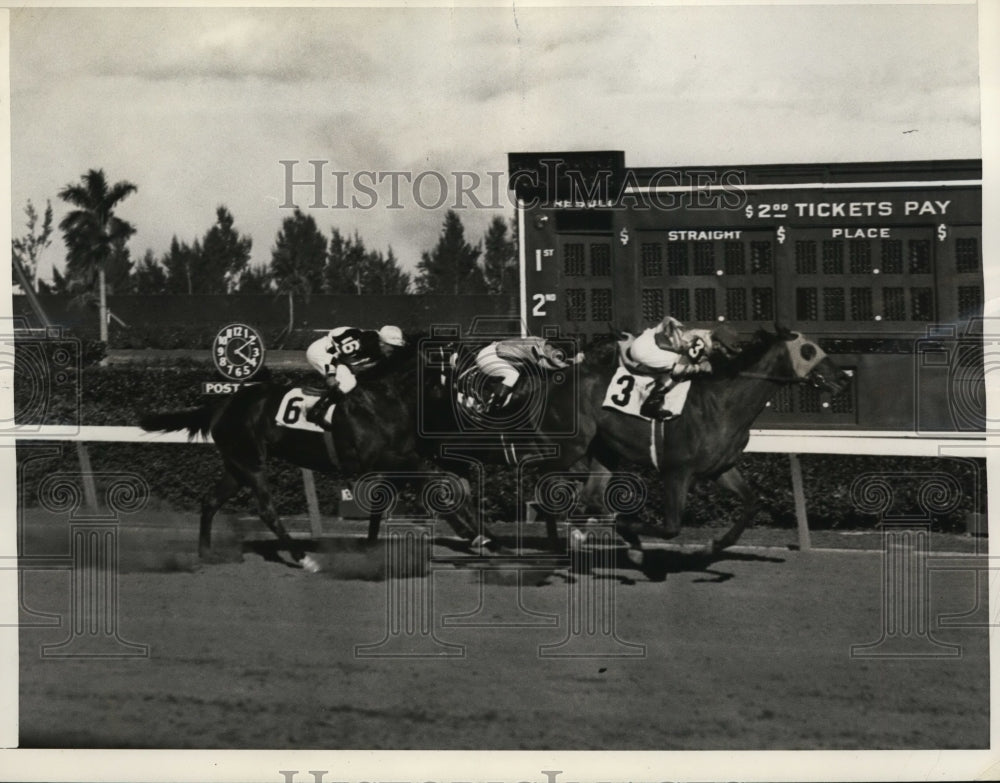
(653, 316), (687, 351)
(378, 324), (406, 347)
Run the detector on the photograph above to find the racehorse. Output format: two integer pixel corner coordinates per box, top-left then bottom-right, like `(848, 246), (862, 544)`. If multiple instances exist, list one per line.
(381, 325), (848, 560)
(139, 342), (488, 571)
(573, 325), (850, 556)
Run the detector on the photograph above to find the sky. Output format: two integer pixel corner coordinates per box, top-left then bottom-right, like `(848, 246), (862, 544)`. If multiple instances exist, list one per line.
(8, 2), (984, 284)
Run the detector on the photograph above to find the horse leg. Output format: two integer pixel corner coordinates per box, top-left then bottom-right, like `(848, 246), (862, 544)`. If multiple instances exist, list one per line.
(199, 465), (243, 560)
(660, 470), (694, 539)
(708, 466), (757, 554)
(245, 469), (320, 572)
(367, 511), (382, 544)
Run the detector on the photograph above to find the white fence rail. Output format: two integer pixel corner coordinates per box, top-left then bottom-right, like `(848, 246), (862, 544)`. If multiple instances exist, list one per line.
(15, 425), (989, 457)
(13, 426), (989, 550)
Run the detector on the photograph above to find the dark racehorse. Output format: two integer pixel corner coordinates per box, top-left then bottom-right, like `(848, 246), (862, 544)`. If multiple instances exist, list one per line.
(375, 326), (847, 560)
(571, 326), (849, 556)
(139, 343), (487, 570)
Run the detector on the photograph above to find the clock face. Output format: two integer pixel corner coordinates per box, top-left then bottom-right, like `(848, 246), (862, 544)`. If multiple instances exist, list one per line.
(212, 323), (265, 381)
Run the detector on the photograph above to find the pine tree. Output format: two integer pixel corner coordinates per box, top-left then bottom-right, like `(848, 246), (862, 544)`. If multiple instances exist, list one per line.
(270, 209), (326, 296)
(200, 206), (252, 293)
(482, 215), (517, 296)
(415, 210), (485, 294)
(131, 249), (168, 294)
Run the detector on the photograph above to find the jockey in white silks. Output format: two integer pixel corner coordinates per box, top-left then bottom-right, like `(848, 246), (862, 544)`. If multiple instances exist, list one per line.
(304, 324), (406, 428)
(474, 336), (582, 411)
(626, 316), (719, 420)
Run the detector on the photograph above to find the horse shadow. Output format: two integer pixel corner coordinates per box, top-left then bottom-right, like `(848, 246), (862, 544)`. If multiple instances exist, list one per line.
(623, 546), (787, 583)
(239, 532), (786, 584)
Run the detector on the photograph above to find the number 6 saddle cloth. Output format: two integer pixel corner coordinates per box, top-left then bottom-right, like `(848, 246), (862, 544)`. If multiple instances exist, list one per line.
(275, 386), (334, 432)
(602, 333), (691, 421)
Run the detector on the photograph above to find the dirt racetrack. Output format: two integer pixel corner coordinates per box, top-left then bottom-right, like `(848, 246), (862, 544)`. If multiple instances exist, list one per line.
(17, 510), (990, 750)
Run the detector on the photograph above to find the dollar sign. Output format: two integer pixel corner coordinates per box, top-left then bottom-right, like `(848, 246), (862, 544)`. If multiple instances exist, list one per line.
(745, 205), (754, 219)
(777, 226), (786, 244)
(619, 227), (630, 246)
(937, 223), (947, 242)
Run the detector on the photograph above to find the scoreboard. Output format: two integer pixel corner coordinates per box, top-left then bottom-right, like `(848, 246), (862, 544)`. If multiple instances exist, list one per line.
(508, 151), (984, 431)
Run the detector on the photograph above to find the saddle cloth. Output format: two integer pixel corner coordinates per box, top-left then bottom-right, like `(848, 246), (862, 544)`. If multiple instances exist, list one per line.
(275, 387), (335, 432)
(603, 339), (692, 421)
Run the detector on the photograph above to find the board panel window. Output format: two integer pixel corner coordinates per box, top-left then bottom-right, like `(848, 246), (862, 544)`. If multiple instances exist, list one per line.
(798, 385), (822, 414)
(850, 287), (873, 321)
(958, 285), (983, 319)
(823, 288), (845, 321)
(752, 287), (774, 320)
(666, 244), (689, 276)
(641, 243), (663, 276)
(956, 238), (980, 273)
(822, 240), (844, 274)
(795, 241), (817, 274)
(796, 287), (818, 321)
(883, 287), (906, 321)
(829, 378), (856, 414)
(908, 240), (931, 274)
(770, 385), (793, 413)
(669, 289), (691, 321)
(563, 243), (585, 276)
(591, 288), (613, 322)
(590, 243), (611, 276)
(566, 288), (587, 321)
(881, 240), (903, 274)
(724, 242), (745, 275)
(910, 288), (934, 321)
(848, 240), (872, 274)
(750, 241), (773, 274)
(695, 288), (716, 320)
(642, 288), (664, 322)
(726, 288), (747, 321)
(693, 242), (715, 275)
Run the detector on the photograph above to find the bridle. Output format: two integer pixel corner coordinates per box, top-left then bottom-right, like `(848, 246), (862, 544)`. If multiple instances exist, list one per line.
(736, 334), (828, 384)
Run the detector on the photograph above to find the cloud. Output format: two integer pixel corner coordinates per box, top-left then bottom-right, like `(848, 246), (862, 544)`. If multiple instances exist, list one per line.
(10, 4), (982, 283)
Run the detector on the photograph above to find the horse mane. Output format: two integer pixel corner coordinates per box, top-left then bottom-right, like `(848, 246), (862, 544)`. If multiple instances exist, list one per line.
(707, 329), (783, 380)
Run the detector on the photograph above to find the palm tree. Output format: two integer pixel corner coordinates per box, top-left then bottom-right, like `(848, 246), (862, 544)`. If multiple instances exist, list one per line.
(58, 169), (137, 342)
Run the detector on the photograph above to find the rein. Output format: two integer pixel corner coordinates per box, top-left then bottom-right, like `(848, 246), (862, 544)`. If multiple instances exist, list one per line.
(737, 371), (795, 382)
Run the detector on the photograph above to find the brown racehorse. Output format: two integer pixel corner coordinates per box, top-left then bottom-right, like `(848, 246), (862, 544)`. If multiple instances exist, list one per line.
(141, 327), (847, 571)
(570, 326), (850, 557)
(139, 342), (491, 570)
(368, 326), (846, 562)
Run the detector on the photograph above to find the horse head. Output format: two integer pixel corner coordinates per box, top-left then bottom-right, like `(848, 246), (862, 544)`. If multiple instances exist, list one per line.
(774, 324), (850, 394)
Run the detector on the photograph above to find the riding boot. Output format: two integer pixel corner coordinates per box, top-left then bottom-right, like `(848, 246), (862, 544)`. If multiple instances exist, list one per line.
(306, 388), (344, 429)
(484, 378), (514, 412)
(639, 378), (670, 420)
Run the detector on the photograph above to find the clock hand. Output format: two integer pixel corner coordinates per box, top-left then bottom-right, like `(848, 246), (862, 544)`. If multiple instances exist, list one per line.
(234, 342), (253, 363)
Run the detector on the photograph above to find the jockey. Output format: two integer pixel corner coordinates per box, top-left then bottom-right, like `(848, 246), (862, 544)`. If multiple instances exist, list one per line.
(474, 335), (580, 411)
(305, 324), (406, 427)
(628, 316), (714, 420)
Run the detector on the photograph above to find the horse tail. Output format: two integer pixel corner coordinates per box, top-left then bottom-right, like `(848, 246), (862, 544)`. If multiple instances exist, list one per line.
(139, 404), (215, 438)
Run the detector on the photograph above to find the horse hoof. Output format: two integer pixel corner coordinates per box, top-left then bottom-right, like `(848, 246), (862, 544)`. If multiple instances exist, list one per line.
(299, 554), (322, 573)
(469, 535), (492, 554)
